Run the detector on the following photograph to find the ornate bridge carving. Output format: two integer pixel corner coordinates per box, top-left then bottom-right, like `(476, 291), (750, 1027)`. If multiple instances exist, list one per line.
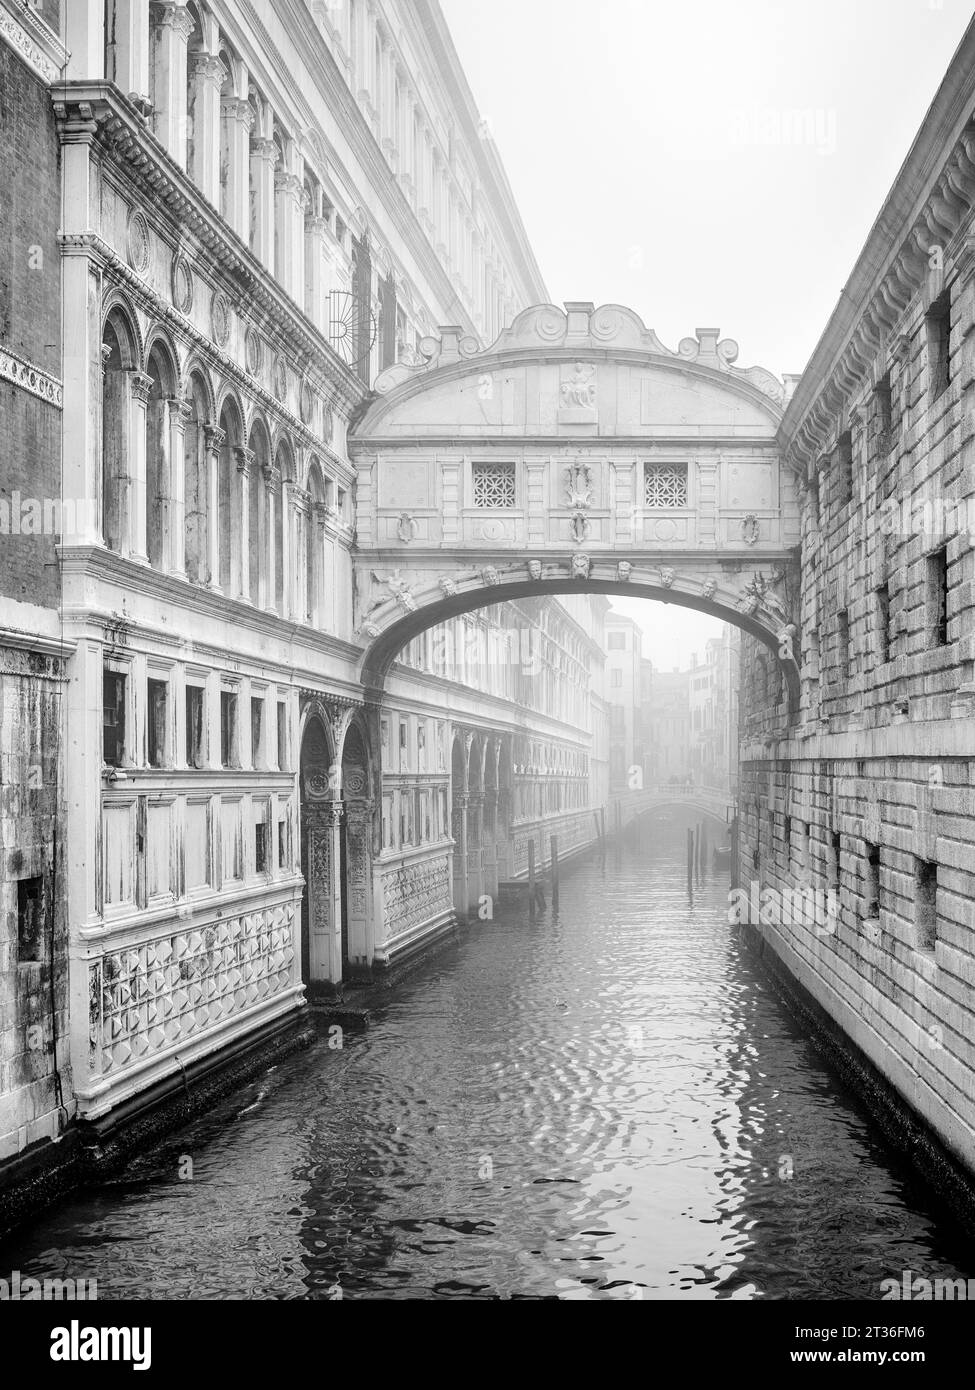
(349, 301), (801, 699)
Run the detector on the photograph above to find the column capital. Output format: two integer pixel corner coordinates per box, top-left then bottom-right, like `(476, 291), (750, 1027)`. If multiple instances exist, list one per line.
(221, 96), (253, 126)
(130, 371), (153, 404)
(262, 462), (281, 492)
(274, 170), (304, 203)
(155, 2), (197, 40)
(167, 396), (194, 427)
(305, 214), (330, 238)
(251, 136), (278, 163)
(203, 424), (226, 452)
(234, 445), (255, 475)
(192, 53), (227, 88)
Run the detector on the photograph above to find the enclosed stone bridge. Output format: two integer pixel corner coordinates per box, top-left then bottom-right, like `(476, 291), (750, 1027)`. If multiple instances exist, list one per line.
(349, 301), (802, 699)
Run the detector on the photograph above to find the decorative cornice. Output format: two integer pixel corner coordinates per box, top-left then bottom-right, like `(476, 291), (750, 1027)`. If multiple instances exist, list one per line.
(0, 343), (62, 406)
(58, 227), (353, 480)
(781, 26), (975, 471)
(52, 84), (365, 417)
(0, 0), (67, 84)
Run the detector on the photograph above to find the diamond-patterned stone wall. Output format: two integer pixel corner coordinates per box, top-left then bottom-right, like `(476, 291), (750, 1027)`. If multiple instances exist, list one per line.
(381, 854), (452, 938)
(87, 903), (297, 1076)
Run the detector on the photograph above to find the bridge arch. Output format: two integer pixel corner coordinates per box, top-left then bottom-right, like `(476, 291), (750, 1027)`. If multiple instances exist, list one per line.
(348, 300), (802, 711)
(356, 576), (799, 709)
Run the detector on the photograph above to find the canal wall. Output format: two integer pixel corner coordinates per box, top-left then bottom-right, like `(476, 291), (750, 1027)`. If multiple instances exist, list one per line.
(738, 910), (975, 1234)
(735, 45), (975, 1192)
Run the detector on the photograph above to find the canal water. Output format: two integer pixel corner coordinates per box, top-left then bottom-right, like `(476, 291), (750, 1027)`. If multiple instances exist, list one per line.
(4, 819), (975, 1300)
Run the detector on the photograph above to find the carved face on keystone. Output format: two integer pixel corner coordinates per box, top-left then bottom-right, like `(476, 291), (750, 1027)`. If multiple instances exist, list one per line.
(617, 561), (632, 582)
(528, 560), (542, 581)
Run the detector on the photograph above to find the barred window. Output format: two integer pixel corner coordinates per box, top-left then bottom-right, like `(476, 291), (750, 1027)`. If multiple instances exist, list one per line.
(644, 462), (688, 508)
(472, 462), (516, 509)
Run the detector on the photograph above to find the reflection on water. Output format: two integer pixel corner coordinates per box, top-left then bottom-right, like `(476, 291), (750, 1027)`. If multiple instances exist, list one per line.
(3, 819), (974, 1300)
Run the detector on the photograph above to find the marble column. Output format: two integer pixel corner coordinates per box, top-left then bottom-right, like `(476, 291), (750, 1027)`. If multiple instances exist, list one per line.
(304, 213), (329, 330)
(108, 0), (149, 96)
(189, 51), (226, 206)
(263, 463), (278, 614)
(128, 370), (153, 562)
(203, 424), (225, 590)
(167, 396), (191, 576)
(451, 794), (469, 918)
(250, 136), (277, 270)
(151, 1), (195, 167)
(234, 445), (254, 601)
(220, 97), (252, 239)
(275, 170), (305, 302)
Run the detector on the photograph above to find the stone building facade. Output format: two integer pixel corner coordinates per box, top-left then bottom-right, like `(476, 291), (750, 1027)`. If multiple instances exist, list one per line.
(1, 0), (549, 1172)
(738, 26), (975, 1180)
(0, 1), (71, 1171)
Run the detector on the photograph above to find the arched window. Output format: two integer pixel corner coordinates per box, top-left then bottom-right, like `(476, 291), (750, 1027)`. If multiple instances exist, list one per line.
(218, 52), (234, 222)
(185, 2), (204, 187)
(101, 311), (137, 552)
(183, 373), (209, 583)
(145, 341), (177, 570)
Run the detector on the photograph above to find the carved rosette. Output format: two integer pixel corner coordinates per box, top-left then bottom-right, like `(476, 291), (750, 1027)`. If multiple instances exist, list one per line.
(171, 251), (193, 314)
(211, 290), (231, 347)
(126, 209), (151, 274)
(300, 379), (315, 424)
(244, 327), (263, 376)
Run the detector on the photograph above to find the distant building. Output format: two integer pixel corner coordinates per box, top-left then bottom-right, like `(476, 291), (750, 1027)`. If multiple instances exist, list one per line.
(688, 630), (740, 789)
(604, 611), (645, 788)
(647, 668), (691, 783)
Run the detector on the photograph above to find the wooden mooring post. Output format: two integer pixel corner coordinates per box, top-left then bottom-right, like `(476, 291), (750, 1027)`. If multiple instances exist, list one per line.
(528, 839), (536, 917)
(551, 834), (560, 910)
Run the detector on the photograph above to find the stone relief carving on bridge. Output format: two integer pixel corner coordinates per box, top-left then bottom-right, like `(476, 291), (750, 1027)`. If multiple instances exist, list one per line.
(439, 575), (458, 598)
(740, 569), (793, 628)
(396, 512), (418, 543)
(700, 578), (718, 600)
(616, 560), (632, 582)
(369, 569), (416, 612)
(370, 305), (788, 410)
(741, 513), (761, 545)
(571, 553), (591, 580)
(564, 462), (594, 509)
(481, 565), (500, 586)
(658, 567), (676, 589)
(528, 559), (543, 581)
(559, 362), (597, 421)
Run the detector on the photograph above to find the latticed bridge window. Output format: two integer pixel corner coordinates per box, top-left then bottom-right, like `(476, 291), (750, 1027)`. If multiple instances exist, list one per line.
(644, 462), (688, 508)
(472, 462), (517, 509)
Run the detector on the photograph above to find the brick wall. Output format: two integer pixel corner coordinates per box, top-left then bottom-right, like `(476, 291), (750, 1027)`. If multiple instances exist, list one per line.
(738, 206), (975, 1176)
(0, 35), (62, 609)
(0, 33), (69, 1166)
